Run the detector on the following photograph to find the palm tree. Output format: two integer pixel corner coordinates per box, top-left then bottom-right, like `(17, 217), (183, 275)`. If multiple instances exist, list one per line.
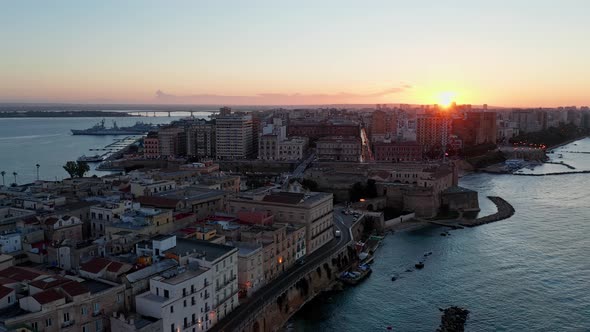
(0, 171), (5, 186)
(12, 172), (17, 185)
(36, 164), (40, 181)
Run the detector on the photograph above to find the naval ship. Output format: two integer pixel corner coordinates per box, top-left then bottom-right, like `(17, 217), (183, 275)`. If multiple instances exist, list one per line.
(71, 120), (157, 135)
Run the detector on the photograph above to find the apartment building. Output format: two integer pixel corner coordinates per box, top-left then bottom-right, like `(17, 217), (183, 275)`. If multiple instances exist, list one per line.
(229, 191), (333, 255)
(215, 111), (253, 160)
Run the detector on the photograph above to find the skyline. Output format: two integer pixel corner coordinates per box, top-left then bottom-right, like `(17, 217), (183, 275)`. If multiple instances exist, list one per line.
(2, 1), (590, 107)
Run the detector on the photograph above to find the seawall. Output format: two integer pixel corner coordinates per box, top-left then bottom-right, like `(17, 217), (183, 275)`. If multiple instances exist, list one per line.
(459, 196), (515, 227)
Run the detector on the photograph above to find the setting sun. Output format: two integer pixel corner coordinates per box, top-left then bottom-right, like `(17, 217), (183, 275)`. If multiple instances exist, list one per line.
(438, 91), (457, 108)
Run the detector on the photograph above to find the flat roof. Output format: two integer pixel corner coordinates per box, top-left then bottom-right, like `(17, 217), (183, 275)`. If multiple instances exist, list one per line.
(159, 266), (208, 285)
(80, 279), (115, 294)
(156, 186), (226, 202)
(167, 238), (236, 262)
(126, 259), (178, 283)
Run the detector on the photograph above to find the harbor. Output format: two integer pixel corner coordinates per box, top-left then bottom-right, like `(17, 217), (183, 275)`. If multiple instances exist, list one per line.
(75, 136), (143, 171)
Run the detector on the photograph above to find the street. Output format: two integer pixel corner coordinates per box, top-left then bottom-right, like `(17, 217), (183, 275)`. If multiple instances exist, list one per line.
(211, 212), (351, 332)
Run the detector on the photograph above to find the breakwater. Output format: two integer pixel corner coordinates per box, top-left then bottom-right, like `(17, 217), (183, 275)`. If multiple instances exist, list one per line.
(543, 161), (576, 169)
(459, 196), (515, 227)
(513, 170), (590, 176)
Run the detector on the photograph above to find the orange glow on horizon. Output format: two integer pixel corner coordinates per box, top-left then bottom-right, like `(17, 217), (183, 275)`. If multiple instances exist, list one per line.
(437, 91), (457, 108)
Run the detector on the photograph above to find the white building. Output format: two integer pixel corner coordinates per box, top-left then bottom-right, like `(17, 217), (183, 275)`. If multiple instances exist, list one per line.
(136, 264), (215, 332)
(0, 233), (22, 254)
(234, 242), (265, 297)
(135, 235), (239, 328)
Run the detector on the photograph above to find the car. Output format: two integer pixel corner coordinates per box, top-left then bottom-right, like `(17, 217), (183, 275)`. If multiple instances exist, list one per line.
(335, 230), (342, 238)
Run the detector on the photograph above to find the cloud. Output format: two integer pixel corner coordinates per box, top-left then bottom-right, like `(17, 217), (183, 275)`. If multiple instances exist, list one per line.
(154, 85), (411, 105)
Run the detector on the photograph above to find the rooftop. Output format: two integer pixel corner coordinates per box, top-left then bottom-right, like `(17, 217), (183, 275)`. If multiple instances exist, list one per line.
(32, 289), (64, 304)
(157, 265), (208, 285)
(166, 238), (236, 262)
(126, 259), (178, 283)
(80, 278), (115, 294)
(156, 186), (226, 202)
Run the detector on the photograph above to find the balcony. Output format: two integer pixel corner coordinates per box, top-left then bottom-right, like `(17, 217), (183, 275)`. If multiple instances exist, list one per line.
(61, 320), (75, 328)
(215, 276), (237, 291)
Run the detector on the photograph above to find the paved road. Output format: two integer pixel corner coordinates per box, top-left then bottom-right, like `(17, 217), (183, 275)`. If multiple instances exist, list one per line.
(211, 214), (351, 332)
(292, 153), (316, 179)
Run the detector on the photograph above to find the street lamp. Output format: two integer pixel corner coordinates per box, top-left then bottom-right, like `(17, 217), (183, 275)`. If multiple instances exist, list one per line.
(36, 164), (40, 181)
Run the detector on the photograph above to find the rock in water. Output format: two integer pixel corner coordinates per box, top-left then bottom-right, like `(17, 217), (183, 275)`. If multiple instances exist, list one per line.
(436, 306), (469, 332)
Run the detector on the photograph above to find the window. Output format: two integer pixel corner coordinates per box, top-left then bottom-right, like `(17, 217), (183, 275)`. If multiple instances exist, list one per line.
(96, 317), (103, 331)
(171, 323), (175, 332)
(32, 322), (38, 330)
(183, 288), (186, 296)
(184, 299), (187, 307)
(82, 324), (90, 332)
(81, 306), (88, 315)
(164, 289), (169, 298)
(93, 302), (100, 314)
(45, 318), (52, 327)
(63, 312), (70, 322)
(170, 305), (174, 313)
(184, 317), (188, 327)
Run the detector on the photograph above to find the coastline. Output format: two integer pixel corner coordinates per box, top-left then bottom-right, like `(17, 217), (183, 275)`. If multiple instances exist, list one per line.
(547, 135), (589, 150)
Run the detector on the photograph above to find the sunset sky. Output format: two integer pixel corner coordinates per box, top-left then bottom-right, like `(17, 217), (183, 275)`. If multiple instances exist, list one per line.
(1, 1), (589, 107)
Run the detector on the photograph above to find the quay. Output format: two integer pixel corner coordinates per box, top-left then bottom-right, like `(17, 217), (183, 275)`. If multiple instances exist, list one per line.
(543, 161), (576, 169)
(513, 170), (590, 176)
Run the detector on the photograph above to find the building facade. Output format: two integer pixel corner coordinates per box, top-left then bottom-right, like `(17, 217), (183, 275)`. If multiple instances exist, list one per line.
(215, 112), (254, 160)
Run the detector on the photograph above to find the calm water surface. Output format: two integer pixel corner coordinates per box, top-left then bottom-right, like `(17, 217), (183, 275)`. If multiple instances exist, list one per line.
(293, 138), (590, 331)
(0, 114), (210, 184)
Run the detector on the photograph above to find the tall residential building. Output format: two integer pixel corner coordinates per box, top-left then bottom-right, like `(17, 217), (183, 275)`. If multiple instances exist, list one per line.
(452, 111), (498, 147)
(371, 107), (397, 142)
(143, 131), (160, 158)
(416, 115), (452, 152)
(187, 120), (216, 158)
(158, 126), (186, 157)
(215, 109), (254, 160)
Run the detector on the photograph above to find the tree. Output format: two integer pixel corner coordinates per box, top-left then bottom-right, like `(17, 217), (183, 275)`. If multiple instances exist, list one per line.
(63, 161), (78, 178)
(366, 179), (378, 198)
(349, 182), (365, 202)
(301, 179), (318, 191)
(0, 171), (5, 186)
(75, 161), (90, 178)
